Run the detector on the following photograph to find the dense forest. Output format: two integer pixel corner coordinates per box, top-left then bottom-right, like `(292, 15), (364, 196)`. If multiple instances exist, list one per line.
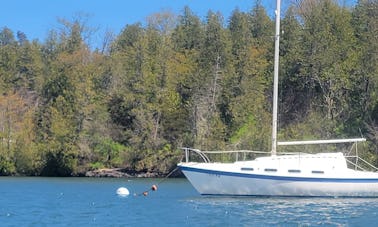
(0, 0), (377, 176)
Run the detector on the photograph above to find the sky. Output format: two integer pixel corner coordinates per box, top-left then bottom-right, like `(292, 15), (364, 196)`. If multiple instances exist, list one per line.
(1, 0), (280, 48)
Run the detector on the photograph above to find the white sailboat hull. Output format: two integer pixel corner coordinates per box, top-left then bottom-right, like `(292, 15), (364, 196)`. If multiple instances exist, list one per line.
(177, 0), (378, 198)
(178, 153), (378, 197)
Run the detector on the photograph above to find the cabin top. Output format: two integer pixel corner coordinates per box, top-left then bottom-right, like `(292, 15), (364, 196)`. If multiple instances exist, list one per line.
(253, 152), (347, 171)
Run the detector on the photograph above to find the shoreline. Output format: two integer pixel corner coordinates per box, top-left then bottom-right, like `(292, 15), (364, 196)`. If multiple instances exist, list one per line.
(83, 167), (183, 178)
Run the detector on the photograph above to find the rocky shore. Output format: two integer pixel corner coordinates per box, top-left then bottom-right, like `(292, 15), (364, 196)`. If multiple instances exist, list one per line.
(84, 168), (182, 178)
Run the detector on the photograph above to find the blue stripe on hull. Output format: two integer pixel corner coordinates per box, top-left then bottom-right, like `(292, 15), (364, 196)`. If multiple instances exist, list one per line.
(179, 166), (378, 183)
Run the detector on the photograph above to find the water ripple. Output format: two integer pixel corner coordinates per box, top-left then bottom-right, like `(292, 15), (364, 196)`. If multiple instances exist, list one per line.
(1, 178), (378, 226)
(184, 197), (378, 226)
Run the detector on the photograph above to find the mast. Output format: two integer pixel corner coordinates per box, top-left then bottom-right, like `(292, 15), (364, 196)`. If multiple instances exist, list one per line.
(271, 0), (281, 156)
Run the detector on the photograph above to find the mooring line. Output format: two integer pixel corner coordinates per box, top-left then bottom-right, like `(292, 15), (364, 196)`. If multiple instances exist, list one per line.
(134, 166), (180, 197)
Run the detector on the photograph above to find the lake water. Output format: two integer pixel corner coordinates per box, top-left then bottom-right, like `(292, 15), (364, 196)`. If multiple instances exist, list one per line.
(1, 177), (378, 226)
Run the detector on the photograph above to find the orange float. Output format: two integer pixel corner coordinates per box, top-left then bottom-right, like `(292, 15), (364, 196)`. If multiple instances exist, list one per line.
(151, 185), (158, 191)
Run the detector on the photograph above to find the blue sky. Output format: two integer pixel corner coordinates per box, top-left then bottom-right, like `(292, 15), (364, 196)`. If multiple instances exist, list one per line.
(1, 0), (279, 48)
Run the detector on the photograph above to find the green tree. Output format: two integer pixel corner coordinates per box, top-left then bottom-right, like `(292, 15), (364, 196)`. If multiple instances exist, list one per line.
(192, 11), (230, 150)
(249, 1), (274, 48)
(0, 27), (18, 92)
(172, 6), (203, 51)
(35, 16), (95, 175)
(171, 6), (204, 147)
(13, 106), (40, 175)
(226, 8), (271, 150)
(279, 6), (308, 126)
(16, 41), (44, 91)
(352, 0), (378, 146)
(298, 0), (358, 137)
(37, 71), (79, 176)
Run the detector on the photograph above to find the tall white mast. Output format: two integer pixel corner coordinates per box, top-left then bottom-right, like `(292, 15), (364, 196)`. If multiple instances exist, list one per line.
(271, 0), (281, 156)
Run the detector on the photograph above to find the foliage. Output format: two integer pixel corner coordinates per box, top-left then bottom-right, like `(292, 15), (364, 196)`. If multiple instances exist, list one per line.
(93, 137), (126, 167)
(0, 1), (377, 176)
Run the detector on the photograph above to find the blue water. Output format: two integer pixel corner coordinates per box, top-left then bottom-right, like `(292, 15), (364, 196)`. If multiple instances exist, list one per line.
(1, 177), (378, 226)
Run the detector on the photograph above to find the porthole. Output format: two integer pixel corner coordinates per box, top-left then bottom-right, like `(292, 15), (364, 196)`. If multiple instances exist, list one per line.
(264, 168), (277, 172)
(312, 170), (324, 174)
(241, 167), (254, 171)
(288, 169), (301, 173)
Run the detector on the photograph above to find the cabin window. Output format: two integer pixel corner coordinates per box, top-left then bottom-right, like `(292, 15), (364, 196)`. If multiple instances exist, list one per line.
(241, 167), (254, 171)
(288, 169), (301, 173)
(264, 168), (277, 172)
(312, 170), (324, 174)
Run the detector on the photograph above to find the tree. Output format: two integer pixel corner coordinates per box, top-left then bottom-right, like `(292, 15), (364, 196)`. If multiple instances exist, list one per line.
(352, 0), (378, 146)
(248, 1), (274, 48)
(172, 6), (203, 51)
(34, 15), (98, 175)
(279, 6), (308, 126)
(36, 71), (79, 176)
(297, 0), (358, 138)
(0, 27), (16, 46)
(0, 28), (18, 92)
(170, 6), (204, 147)
(13, 105), (40, 175)
(191, 11), (230, 150)
(225, 8), (273, 150)
(16, 41), (44, 91)
(0, 92), (38, 175)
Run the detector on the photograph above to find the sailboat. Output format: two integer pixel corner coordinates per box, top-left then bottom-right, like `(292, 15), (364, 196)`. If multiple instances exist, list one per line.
(177, 0), (378, 197)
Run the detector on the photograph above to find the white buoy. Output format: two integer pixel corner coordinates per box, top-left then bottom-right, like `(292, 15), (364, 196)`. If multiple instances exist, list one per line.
(116, 187), (130, 197)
